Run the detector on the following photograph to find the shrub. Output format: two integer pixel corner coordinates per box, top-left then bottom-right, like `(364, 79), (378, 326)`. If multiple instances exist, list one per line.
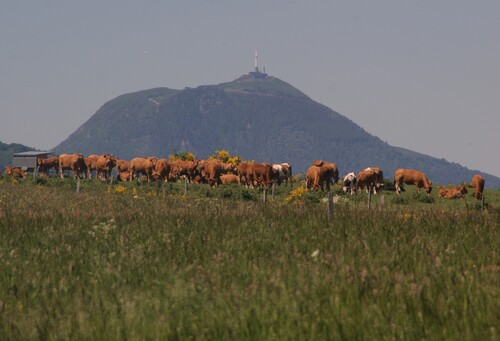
(169, 151), (196, 161)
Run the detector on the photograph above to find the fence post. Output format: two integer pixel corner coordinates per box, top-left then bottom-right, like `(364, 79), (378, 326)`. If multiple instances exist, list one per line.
(271, 181), (276, 201)
(367, 189), (372, 209)
(328, 191), (334, 221)
(481, 195), (485, 211)
(184, 177), (188, 196)
(380, 194), (385, 209)
(76, 178), (80, 194)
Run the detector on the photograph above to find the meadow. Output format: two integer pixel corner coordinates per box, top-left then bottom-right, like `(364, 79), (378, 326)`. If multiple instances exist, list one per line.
(0, 177), (498, 340)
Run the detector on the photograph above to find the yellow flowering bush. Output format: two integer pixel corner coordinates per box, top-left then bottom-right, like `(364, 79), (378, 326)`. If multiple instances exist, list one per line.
(285, 186), (307, 204)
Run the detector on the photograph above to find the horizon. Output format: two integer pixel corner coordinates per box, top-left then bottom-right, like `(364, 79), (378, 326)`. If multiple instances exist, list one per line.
(1, 1), (499, 177)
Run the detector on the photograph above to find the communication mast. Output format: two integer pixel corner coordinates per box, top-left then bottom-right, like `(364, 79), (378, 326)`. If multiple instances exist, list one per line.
(248, 50), (267, 78)
(254, 50), (259, 72)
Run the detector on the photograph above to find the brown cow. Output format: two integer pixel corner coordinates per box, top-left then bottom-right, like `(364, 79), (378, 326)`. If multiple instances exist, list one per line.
(130, 157), (158, 182)
(152, 159), (172, 182)
(220, 173), (240, 185)
(237, 162), (252, 187)
(394, 168), (432, 195)
(117, 171), (131, 182)
(365, 167), (384, 193)
(204, 159), (224, 188)
(37, 156), (60, 176)
(439, 185), (468, 199)
(356, 168), (379, 194)
(83, 154), (101, 179)
(116, 159), (131, 173)
(59, 153), (86, 179)
(170, 160), (199, 183)
(471, 174), (485, 200)
(4, 166), (25, 178)
(249, 163), (274, 188)
(195, 159), (210, 183)
(305, 160), (339, 191)
(95, 154), (116, 180)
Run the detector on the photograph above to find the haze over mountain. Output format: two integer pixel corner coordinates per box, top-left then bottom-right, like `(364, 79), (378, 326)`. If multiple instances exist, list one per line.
(53, 72), (500, 188)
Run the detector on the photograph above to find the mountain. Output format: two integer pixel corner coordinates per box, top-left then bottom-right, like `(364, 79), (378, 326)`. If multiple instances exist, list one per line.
(0, 141), (37, 171)
(53, 72), (500, 188)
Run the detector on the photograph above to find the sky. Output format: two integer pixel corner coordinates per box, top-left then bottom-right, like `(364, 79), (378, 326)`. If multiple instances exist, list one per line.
(1, 1), (499, 177)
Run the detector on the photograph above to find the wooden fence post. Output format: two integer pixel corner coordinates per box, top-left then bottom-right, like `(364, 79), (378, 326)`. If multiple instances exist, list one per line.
(367, 190), (372, 209)
(76, 178), (80, 194)
(184, 177), (188, 196)
(380, 194), (385, 209)
(481, 195), (485, 211)
(328, 191), (334, 221)
(271, 181), (276, 201)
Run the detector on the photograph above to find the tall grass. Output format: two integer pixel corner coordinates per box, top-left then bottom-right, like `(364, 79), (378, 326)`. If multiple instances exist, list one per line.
(0, 180), (498, 340)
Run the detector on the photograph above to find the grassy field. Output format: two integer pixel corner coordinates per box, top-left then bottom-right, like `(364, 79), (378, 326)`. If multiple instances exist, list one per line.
(0, 177), (499, 340)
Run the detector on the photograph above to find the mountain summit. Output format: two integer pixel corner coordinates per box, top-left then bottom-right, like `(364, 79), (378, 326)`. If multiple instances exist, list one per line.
(53, 73), (499, 188)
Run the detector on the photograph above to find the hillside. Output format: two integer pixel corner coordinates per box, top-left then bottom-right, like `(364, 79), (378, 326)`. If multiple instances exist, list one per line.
(53, 73), (500, 188)
(0, 141), (36, 171)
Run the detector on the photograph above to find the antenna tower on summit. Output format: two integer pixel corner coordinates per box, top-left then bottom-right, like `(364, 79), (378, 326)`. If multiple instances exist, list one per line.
(248, 50), (267, 78)
(254, 50), (259, 72)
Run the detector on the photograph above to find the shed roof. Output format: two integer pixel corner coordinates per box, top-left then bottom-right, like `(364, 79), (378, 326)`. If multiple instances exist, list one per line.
(13, 151), (52, 157)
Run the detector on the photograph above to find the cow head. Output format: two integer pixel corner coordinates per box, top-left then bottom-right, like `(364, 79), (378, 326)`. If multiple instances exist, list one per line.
(152, 171), (161, 181)
(459, 185), (468, 195)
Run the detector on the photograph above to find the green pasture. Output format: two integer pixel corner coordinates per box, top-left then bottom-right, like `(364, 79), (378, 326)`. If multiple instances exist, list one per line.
(0, 177), (498, 340)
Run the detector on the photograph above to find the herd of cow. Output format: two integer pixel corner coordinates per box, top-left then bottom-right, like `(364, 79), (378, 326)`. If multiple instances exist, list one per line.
(3, 153), (486, 200)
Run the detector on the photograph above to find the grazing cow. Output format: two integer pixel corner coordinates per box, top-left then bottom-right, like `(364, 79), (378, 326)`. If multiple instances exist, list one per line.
(152, 159), (172, 182)
(130, 157), (158, 182)
(272, 163), (293, 187)
(394, 168), (432, 195)
(220, 173), (240, 185)
(356, 168), (379, 194)
(195, 159), (210, 183)
(342, 172), (357, 195)
(305, 160), (339, 191)
(249, 163), (274, 188)
(4, 166), (24, 178)
(365, 167), (384, 193)
(439, 185), (468, 199)
(59, 153), (86, 179)
(37, 156), (60, 176)
(95, 154), (116, 180)
(471, 174), (485, 200)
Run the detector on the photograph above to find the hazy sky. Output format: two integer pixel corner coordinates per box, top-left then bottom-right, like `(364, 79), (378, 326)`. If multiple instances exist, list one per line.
(1, 1), (499, 177)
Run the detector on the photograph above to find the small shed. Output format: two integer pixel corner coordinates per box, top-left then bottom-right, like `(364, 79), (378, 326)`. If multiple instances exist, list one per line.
(12, 151), (53, 175)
